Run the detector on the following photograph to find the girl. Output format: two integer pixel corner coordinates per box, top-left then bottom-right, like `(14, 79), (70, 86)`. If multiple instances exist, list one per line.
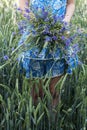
(18, 0), (77, 106)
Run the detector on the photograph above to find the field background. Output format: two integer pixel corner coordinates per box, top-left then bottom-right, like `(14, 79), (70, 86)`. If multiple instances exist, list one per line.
(0, 0), (87, 130)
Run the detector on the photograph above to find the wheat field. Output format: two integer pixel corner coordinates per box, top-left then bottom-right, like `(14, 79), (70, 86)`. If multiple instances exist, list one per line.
(0, 0), (87, 130)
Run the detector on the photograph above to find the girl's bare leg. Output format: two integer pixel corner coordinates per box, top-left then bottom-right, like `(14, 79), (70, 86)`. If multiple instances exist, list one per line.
(49, 76), (62, 107)
(31, 79), (44, 105)
(31, 76), (62, 106)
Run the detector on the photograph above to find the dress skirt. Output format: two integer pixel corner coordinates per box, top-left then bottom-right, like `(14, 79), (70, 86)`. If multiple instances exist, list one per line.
(18, 27), (78, 79)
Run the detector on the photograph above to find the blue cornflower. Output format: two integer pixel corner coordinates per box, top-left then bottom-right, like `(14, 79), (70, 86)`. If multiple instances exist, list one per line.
(62, 21), (68, 26)
(18, 24), (24, 34)
(25, 8), (30, 13)
(61, 35), (65, 40)
(17, 7), (22, 12)
(43, 26), (50, 34)
(52, 36), (57, 41)
(72, 43), (80, 53)
(65, 38), (71, 46)
(45, 36), (52, 42)
(24, 14), (30, 20)
(19, 30), (25, 35)
(18, 20), (27, 30)
(42, 10), (48, 20)
(3, 55), (9, 60)
(59, 26), (66, 33)
(18, 25), (23, 31)
(41, 7), (45, 12)
(53, 15), (59, 23)
(44, 17), (49, 22)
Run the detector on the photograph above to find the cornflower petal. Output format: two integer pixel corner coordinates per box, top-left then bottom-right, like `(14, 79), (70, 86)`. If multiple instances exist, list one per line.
(65, 38), (71, 46)
(24, 14), (30, 20)
(61, 35), (65, 40)
(25, 8), (30, 13)
(53, 15), (59, 23)
(52, 36), (57, 41)
(45, 36), (52, 42)
(3, 55), (9, 60)
(41, 9), (48, 20)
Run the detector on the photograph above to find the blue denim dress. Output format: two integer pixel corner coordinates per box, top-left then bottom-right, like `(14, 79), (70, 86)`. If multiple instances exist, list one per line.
(18, 0), (78, 78)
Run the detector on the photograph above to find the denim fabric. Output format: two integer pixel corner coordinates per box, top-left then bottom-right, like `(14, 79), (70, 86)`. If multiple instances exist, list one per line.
(19, 58), (67, 78)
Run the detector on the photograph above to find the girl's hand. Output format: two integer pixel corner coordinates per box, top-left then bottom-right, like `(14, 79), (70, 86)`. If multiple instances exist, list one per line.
(63, 0), (75, 23)
(63, 16), (71, 23)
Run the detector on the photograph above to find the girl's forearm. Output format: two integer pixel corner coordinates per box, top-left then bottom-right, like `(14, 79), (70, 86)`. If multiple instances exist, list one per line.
(19, 0), (29, 13)
(64, 1), (75, 22)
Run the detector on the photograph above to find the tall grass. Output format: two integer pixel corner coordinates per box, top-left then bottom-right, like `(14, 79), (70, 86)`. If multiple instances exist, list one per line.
(0, 0), (87, 130)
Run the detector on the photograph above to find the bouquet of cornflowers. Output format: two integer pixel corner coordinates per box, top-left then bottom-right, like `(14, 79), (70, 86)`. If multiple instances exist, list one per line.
(18, 6), (80, 51)
(17, 5), (83, 73)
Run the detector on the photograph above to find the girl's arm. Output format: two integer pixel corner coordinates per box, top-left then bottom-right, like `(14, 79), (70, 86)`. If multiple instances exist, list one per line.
(19, 0), (29, 13)
(63, 0), (75, 23)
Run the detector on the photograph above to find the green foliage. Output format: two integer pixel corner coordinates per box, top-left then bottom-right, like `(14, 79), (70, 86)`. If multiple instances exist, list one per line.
(0, 0), (87, 130)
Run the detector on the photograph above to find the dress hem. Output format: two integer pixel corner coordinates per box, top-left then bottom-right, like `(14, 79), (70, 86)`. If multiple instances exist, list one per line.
(25, 72), (64, 79)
